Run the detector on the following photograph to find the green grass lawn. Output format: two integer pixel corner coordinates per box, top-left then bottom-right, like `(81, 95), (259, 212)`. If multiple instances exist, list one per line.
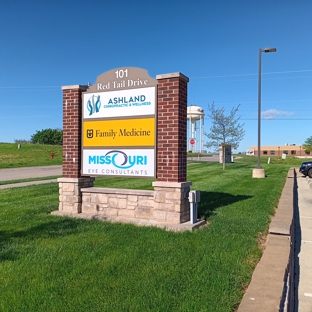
(0, 143), (62, 168)
(1, 154), (306, 311)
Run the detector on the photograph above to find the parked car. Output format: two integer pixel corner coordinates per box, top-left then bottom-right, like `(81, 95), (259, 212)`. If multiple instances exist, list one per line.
(299, 161), (312, 178)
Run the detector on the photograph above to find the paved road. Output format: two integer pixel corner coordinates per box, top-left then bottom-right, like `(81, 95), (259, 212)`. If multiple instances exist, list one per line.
(0, 157), (221, 189)
(188, 155), (220, 162)
(0, 165), (62, 182)
(0, 158), (220, 183)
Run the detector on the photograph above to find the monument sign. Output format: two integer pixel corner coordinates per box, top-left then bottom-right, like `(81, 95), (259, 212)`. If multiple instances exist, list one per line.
(81, 68), (157, 178)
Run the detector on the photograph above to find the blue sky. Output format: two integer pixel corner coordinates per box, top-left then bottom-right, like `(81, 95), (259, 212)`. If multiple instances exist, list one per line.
(0, 0), (311, 152)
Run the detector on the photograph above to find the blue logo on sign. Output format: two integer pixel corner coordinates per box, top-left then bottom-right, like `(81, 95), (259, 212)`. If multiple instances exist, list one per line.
(88, 150), (147, 169)
(87, 95), (101, 116)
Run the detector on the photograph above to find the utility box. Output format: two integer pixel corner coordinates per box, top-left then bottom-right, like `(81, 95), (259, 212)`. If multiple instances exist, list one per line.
(189, 190), (200, 224)
(189, 190), (200, 203)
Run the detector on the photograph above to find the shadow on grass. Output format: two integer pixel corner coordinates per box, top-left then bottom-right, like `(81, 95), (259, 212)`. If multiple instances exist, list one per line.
(0, 217), (84, 262)
(198, 191), (252, 219)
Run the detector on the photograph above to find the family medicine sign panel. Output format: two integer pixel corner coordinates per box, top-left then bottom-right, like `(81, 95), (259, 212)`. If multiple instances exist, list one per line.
(81, 68), (157, 178)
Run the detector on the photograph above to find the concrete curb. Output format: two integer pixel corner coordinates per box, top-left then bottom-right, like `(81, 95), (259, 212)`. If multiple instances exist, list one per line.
(306, 176), (312, 188)
(295, 171), (312, 311)
(238, 168), (295, 312)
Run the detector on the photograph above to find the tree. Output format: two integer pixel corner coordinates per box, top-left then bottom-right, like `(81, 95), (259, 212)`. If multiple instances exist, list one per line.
(205, 103), (245, 170)
(303, 136), (312, 154)
(31, 128), (63, 145)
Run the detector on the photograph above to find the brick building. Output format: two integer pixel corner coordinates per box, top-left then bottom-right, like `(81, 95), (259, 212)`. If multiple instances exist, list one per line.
(249, 145), (310, 157)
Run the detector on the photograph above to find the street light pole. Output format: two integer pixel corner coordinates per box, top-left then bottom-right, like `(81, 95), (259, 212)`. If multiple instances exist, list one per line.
(253, 47), (276, 178)
(257, 48), (262, 169)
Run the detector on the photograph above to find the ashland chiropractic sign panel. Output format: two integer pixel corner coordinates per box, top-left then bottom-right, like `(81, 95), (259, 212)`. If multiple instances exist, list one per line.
(81, 67), (157, 178)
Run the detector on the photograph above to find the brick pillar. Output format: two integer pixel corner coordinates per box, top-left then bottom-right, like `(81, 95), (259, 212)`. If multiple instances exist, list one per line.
(152, 73), (191, 224)
(62, 85), (87, 178)
(55, 85), (94, 215)
(155, 73), (188, 182)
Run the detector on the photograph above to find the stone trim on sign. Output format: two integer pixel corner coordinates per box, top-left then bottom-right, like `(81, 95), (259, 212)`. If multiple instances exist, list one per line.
(57, 177), (94, 213)
(79, 181), (191, 224)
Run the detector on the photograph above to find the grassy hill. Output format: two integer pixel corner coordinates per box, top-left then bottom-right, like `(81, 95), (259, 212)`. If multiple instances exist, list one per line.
(0, 143), (62, 168)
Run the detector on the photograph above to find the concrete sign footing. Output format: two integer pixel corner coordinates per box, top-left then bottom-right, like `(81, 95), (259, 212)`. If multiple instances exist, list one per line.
(252, 168), (265, 178)
(51, 210), (206, 232)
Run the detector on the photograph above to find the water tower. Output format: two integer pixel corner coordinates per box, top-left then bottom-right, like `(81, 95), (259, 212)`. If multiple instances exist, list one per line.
(187, 105), (205, 152)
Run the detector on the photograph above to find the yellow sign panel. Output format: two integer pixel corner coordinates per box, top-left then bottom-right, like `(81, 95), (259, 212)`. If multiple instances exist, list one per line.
(83, 118), (155, 147)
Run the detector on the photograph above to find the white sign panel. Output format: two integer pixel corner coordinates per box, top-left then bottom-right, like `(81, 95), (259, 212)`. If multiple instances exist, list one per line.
(82, 148), (155, 177)
(246, 149), (254, 156)
(83, 87), (156, 119)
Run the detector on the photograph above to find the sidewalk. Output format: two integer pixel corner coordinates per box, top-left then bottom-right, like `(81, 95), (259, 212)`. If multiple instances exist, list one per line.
(238, 169), (312, 312)
(0, 179), (58, 190)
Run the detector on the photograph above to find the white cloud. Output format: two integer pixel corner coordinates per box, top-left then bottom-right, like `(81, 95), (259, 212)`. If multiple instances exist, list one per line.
(261, 109), (293, 120)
